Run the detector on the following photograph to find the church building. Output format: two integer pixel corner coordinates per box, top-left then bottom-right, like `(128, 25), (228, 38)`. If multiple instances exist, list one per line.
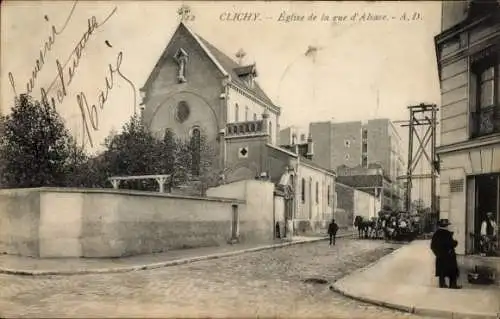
(139, 22), (337, 235)
(139, 22), (280, 173)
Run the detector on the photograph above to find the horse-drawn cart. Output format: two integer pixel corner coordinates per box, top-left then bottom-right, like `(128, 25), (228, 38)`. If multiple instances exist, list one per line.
(354, 210), (421, 242)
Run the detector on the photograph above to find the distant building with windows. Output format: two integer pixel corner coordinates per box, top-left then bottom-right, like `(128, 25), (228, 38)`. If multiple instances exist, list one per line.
(309, 119), (406, 210)
(435, 0), (500, 256)
(279, 126), (308, 145)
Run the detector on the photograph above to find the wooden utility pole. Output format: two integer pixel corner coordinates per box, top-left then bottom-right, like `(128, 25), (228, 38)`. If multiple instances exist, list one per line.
(397, 103), (439, 218)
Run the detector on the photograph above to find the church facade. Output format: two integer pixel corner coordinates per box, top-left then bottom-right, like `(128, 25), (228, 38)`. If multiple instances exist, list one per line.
(140, 22), (338, 235)
(140, 22), (280, 174)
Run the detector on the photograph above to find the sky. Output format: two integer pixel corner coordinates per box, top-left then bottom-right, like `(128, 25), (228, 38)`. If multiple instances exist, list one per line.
(1, 1), (442, 203)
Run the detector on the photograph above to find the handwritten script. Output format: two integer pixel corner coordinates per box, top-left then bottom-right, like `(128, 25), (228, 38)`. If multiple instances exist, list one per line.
(8, 2), (77, 96)
(77, 51), (136, 148)
(8, 1), (137, 148)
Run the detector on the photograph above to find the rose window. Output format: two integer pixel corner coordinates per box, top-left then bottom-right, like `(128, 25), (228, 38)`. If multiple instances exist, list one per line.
(176, 101), (190, 123)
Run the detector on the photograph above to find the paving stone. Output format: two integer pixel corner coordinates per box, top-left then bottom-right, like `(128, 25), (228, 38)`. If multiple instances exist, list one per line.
(0, 239), (435, 318)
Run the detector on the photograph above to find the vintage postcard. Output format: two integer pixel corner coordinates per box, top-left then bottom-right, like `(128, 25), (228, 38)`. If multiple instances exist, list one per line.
(1, 1), (499, 318)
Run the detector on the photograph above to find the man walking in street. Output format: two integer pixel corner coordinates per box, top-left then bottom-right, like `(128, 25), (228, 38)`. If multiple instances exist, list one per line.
(328, 218), (339, 246)
(430, 219), (461, 289)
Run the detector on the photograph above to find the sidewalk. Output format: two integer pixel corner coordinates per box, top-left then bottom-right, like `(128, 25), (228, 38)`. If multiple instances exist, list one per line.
(0, 231), (353, 276)
(331, 240), (500, 319)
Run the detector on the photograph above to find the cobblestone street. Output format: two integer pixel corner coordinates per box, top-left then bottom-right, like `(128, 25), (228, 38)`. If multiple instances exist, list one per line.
(0, 239), (434, 318)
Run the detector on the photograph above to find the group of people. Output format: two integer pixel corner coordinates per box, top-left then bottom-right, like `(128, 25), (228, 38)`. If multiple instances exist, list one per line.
(430, 211), (497, 289)
(353, 212), (420, 241)
(380, 212), (420, 241)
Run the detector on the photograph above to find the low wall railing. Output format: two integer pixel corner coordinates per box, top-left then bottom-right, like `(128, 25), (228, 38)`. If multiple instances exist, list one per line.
(226, 120), (265, 136)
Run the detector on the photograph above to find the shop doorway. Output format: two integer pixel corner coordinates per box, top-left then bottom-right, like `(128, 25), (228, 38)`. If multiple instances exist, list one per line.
(468, 174), (499, 255)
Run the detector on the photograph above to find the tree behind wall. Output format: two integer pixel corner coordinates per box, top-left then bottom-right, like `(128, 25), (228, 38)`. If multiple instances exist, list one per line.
(74, 114), (221, 193)
(0, 95), (78, 188)
(101, 114), (162, 191)
(194, 132), (221, 195)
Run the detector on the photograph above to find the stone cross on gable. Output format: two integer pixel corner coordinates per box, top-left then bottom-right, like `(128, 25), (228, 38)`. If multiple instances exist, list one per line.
(235, 49), (246, 65)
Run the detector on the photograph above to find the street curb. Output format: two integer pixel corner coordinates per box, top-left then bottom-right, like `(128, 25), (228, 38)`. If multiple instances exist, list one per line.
(331, 284), (499, 319)
(0, 233), (353, 276)
(329, 243), (500, 319)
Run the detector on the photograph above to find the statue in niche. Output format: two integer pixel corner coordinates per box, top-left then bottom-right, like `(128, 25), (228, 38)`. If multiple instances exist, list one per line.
(174, 48), (188, 83)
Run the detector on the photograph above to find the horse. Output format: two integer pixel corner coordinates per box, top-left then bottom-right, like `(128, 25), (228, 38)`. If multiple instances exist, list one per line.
(354, 216), (366, 238)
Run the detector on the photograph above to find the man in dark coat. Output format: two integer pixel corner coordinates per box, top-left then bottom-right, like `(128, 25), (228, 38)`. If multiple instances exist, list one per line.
(328, 219), (339, 246)
(430, 219), (461, 289)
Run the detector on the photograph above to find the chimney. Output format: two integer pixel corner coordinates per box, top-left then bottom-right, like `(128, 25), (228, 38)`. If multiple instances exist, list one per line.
(306, 133), (314, 160)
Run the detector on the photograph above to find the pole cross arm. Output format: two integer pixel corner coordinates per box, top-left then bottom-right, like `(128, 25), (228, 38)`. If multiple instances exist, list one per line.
(404, 103), (438, 215)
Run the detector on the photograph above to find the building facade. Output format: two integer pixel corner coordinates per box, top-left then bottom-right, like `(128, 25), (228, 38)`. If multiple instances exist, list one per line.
(336, 182), (381, 227)
(139, 22), (336, 236)
(223, 122), (336, 235)
(310, 119), (406, 210)
(279, 126), (309, 146)
(435, 0), (500, 255)
(140, 22), (280, 174)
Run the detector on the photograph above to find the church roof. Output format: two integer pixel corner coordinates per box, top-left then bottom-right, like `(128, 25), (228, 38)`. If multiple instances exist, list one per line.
(141, 22), (277, 108)
(233, 64), (257, 77)
(195, 34), (275, 106)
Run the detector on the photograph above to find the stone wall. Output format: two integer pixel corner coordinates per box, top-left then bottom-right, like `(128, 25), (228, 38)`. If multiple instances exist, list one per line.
(335, 182), (379, 227)
(0, 189), (41, 257)
(336, 183), (354, 221)
(0, 188), (245, 258)
(206, 179), (275, 243)
(354, 188), (381, 220)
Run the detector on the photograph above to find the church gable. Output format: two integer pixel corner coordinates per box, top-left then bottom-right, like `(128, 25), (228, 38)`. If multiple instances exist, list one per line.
(141, 23), (227, 95)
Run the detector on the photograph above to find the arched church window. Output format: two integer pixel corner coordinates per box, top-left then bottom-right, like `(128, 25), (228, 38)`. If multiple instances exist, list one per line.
(191, 127), (201, 176)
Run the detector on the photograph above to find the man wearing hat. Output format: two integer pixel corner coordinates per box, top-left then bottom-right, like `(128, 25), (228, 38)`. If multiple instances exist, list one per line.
(480, 212), (497, 256)
(430, 219), (461, 289)
(328, 218), (339, 246)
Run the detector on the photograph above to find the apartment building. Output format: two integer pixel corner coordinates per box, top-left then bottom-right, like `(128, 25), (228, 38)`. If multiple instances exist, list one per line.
(435, 0), (500, 256)
(310, 119), (406, 209)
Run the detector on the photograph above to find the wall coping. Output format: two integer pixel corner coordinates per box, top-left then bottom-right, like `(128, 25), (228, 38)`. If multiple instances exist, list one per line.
(0, 187), (245, 204)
